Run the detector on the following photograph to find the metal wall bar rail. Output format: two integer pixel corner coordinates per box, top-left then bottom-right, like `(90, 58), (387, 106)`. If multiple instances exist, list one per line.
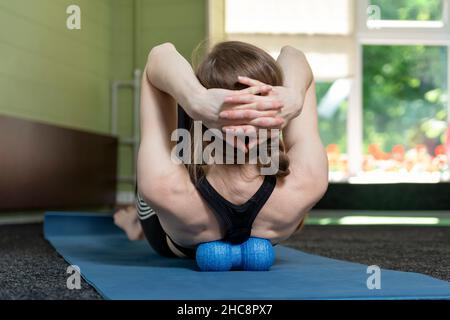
(111, 69), (142, 187)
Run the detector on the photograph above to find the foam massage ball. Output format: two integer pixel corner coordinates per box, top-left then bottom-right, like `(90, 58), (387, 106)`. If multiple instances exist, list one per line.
(230, 244), (242, 268)
(196, 241), (232, 271)
(241, 238), (275, 271)
(196, 238), (275, 271)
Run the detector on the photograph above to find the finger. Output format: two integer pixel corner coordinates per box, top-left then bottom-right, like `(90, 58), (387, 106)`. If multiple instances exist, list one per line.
(239, 84), (272, 95)
(230, 98), (283, 111)
(229, 102), (259, 111)
(219, 109), (278, 120)
(224, 93), (257, 104)
(225, 94), (283, 109)
(249, 116), (285, 128)
(228, 98), (283, 111)
(238, 76), (267, 87)
(255, 99), (284, 111)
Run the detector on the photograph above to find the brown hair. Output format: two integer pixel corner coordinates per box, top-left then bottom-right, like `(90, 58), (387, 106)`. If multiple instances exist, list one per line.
(190, 41), (290, 181)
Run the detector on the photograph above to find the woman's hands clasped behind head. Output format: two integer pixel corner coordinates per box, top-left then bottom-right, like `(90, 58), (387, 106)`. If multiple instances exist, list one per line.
(188, 80), (277, 153)
(189, 76), (305, 153)
(220, 76), (305, 129)
(190, 82), (278, 129)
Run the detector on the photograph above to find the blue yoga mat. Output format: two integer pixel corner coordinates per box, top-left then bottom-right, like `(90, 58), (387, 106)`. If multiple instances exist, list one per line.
(44, 212), (450, 300)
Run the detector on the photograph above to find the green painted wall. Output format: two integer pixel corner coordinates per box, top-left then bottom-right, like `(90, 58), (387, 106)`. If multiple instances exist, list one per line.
(135, 0), (207, 69)
(0, 0), (207, 195)
(0, 0), (113, 134)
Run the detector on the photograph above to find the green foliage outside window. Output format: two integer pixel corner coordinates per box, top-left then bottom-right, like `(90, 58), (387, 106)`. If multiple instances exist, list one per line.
(316, 83), (348, 153)
(363, 45), (448, 155)
(369, 0), (443, 21)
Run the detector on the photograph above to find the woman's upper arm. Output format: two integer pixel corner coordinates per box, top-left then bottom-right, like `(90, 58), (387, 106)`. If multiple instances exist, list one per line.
(137, 67), (189, 202)
(283, 82), (329, 192)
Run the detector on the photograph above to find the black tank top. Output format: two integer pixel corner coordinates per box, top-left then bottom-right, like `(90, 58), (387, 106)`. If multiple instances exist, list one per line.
(195, 175), (277, 244)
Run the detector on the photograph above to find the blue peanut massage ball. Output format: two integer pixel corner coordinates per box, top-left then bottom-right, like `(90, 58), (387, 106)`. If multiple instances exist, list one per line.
(196, 241), (232, 271)
(196, 237), (274, 272)
(241, 237), (275, 271)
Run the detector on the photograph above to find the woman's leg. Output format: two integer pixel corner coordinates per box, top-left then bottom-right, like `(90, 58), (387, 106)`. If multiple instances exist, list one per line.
(113, 206), (144, 241)
(135, 192), (173, 257)
(113, 194), (194, 258)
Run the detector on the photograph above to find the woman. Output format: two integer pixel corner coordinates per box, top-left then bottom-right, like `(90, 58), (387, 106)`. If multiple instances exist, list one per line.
(114, 41), (328, 258)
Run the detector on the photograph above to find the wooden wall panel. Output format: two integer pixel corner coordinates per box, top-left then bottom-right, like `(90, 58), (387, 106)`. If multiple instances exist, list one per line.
(0, 116), (117, 211)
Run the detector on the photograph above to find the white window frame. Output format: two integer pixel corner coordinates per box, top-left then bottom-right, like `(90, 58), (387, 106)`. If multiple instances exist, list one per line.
(348, 0), (450, 175)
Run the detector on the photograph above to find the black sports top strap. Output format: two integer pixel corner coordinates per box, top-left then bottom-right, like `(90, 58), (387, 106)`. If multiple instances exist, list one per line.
(195, 175), (277, 244)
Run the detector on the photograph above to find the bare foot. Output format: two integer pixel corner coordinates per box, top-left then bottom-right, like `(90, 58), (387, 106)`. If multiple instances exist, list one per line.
(114, 206), (145, 241)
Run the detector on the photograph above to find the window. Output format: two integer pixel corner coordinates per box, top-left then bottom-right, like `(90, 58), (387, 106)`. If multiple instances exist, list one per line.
(213, 0), (450, 182)
(354, 0), (450, 183)
(362, 45), (448, 181)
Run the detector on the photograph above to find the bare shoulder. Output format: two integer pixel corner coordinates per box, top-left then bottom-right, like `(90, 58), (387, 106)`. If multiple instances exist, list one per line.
(254, 169), (328, 241)
(138, 167), (216, 225)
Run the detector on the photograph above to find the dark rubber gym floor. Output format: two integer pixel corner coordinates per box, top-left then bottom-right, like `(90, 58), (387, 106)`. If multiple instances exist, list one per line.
(0, 223), (449, 300)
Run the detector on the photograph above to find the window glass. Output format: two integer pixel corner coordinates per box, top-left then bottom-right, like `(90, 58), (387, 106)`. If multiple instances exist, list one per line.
(225, 0), (351, 34)
(369, 0), (444, 21)
(363, 45), (449, 181)
(317, 81), (350, 179)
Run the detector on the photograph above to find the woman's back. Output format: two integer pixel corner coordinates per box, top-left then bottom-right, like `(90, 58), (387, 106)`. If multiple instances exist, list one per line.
(149, 155), (323, 249)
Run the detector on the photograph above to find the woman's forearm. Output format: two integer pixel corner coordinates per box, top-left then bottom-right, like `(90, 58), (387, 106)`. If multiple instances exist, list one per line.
(145, 43), (205, 118)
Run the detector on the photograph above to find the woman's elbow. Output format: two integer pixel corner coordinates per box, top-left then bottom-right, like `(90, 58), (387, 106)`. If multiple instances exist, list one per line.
(146, 42), (176, 83)
(137, 177), (170, 209)
(281, 45), (305, 58)
(147, 42), (175, 62)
